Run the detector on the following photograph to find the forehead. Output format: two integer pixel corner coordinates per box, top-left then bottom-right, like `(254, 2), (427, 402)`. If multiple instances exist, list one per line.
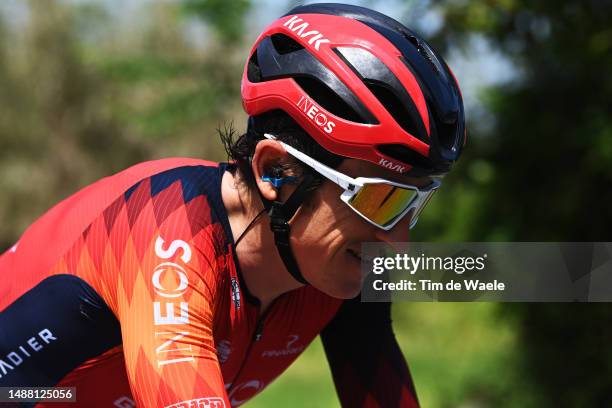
(339, 158), (435, 187)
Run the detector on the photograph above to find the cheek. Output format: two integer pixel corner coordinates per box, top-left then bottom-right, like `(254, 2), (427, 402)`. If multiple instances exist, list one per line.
(336, 251), (364, 295)
(291, 185), (372, 297)
(293, 189), (342, 238)
(302, 192), (361, 236)
(313, 251), (363, 299)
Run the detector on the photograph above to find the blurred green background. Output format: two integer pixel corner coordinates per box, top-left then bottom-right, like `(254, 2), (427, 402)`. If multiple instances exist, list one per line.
(1, 0), (611, 407)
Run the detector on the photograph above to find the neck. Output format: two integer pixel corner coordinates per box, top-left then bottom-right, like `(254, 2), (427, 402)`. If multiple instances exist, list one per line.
(221, 169), (304, 313)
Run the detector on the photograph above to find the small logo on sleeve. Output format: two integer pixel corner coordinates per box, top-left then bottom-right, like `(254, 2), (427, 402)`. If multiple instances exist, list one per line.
(0, 328), (57, 379)
(230, 278), (241, 310)
(216, 340), (232, 364)
(261, 334), (305, 358)
(165, 397), (226, 408)
(114, 396), (136, 408)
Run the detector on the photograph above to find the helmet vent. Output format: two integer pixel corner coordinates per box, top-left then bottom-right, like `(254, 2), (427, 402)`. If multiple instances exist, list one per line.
(247, 50), (263, 82)
(271, 33), (305, 55)
(294, 76), (364, 123)
(432, 112), (461, 158)
(406, 35), (420, 48)
(401, 39), (440, 76)
(364, 80), (422, 139)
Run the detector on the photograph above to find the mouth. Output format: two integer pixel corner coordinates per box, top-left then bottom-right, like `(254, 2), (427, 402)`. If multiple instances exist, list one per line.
(347, 248), (362, 262)
(347, 248), (378, 265)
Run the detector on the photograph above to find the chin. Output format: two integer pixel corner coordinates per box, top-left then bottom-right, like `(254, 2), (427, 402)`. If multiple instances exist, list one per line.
(325, 263), (364, 299)
(304, 250), (365, 299)
(308, 273), (362, 299)
(328, 280), (363, 299)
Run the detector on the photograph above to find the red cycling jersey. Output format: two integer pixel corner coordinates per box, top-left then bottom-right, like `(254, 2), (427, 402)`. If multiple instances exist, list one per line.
(0, 159), (419, 407)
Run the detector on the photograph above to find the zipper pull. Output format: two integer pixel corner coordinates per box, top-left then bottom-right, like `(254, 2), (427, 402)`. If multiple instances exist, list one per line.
(254, 320), (264, 341)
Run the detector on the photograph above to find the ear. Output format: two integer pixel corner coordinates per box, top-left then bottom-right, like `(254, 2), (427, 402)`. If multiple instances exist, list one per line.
(251, 139), (290, 202)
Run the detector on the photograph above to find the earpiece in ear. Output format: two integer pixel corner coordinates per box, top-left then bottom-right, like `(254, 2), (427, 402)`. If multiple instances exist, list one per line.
(262, 175), (298, 188)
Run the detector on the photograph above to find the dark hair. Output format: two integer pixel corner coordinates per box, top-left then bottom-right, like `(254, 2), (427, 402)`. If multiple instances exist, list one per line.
(219, 110), (343, 191)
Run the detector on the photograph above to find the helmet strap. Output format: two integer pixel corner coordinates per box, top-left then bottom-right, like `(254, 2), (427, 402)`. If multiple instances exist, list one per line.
(234, 207), (267, 248)
(258, 172), (316, 285)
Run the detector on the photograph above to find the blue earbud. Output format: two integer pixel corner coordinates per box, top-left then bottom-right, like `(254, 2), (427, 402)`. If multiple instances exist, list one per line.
(262, 175), (298, 188)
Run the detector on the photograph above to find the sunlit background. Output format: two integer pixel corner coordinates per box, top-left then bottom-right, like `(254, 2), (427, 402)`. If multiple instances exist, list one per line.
(1, 1), (611, 407)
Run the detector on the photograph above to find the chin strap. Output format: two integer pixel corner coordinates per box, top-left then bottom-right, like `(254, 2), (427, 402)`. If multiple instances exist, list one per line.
(259, 172), (317, 285)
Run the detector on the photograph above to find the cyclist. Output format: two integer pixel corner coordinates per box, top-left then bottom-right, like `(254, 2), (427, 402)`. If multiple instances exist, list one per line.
(0, 3), (465, 407)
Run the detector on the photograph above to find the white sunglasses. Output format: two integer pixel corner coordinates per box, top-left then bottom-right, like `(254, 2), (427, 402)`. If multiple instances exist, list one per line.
(264, 133), (440, 230)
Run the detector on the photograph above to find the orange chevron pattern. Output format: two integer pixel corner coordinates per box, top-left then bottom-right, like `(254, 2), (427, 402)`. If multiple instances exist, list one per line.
(3, 160), (418, 408)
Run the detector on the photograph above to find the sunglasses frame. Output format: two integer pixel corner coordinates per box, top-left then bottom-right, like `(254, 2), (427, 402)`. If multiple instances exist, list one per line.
(263, 134), (441, 230)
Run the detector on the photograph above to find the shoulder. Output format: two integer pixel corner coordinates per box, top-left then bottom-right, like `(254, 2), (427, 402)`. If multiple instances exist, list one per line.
(107, 158), (222, 191)
(113, 159), (231, 240)
(82, 158), (227, 217)
(6, 158), (228, 277)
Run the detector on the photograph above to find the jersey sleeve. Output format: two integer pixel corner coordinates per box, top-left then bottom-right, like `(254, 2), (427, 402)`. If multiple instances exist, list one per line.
(118, 236), (229, 408)
(112, 169), (231, 408)
(1, 160), (231, 407)
(320, 297), (420, 408)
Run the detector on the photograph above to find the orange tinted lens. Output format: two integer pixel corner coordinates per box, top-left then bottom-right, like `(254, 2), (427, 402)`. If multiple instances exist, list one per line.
(348, 183), (418, 227)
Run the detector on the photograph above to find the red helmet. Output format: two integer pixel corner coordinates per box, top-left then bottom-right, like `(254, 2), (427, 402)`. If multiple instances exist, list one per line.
(241, 3), (466, 175)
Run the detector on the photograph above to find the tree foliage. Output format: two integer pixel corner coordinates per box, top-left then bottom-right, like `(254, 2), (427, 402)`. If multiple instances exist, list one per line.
(414, 2), (612, 406)
(0, 1), (610, 407)
(0, 0), (249, 249)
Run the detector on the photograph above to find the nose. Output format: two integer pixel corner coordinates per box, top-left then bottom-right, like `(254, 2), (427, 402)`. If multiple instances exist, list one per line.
(373, 211), (412, 245)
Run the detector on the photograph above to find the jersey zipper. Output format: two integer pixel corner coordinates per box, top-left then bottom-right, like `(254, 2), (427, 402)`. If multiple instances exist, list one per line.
(254, 318), (265, 342)
(228, 300), (276, 390)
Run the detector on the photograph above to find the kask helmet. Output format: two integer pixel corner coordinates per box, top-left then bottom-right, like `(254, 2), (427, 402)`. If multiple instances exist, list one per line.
(241, 3), (466, 176)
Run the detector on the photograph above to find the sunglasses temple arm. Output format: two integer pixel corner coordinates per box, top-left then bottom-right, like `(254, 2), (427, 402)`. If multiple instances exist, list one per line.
(264, 133), (357, 191)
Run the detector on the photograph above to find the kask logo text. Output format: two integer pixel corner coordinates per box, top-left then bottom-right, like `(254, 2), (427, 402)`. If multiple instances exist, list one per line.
(378, 158), (407, 173)
(283, 15), (331, 51)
